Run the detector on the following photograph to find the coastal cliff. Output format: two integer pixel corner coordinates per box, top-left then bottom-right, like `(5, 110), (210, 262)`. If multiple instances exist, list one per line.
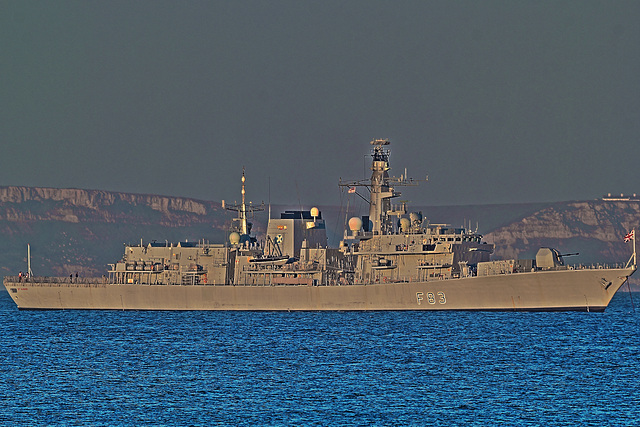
(0, 186), (217, 226)
(0, 186), (237, 277)
(485, 200), (639, 264)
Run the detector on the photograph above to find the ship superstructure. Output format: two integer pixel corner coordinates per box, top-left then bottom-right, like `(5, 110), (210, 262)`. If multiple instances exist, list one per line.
(338, 139), (494, 284)
(4, 139), (636, 311)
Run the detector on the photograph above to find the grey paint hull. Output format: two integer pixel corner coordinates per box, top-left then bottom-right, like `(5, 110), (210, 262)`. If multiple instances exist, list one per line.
(4, 267), (634, 311)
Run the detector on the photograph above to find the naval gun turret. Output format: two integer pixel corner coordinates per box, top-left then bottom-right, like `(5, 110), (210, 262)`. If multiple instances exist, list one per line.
(535, 247), (579, 270)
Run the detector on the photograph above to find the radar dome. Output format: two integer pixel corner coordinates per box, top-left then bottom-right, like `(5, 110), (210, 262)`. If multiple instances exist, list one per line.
(409, 212), (422, 223)
(399, 218), (410, 232)
(229, 232), (240, 245)
(348, 217), (363, 232)
(310, 207), (320, 218)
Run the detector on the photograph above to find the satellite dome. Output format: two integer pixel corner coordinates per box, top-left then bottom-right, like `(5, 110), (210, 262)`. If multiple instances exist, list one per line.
(229, 232), (240, 245)
(348, 217), (363, 232)
(310, 207), (320, 218)
(409, 212), (422, 223)
(399, 217), (410, 232)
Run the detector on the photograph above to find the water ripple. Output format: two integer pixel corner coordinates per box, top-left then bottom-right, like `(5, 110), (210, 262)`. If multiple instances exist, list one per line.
(1, 292), (640, 425)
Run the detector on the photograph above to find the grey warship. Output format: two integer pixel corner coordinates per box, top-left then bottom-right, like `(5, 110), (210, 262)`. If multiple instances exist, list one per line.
(4, 139), (636, 311)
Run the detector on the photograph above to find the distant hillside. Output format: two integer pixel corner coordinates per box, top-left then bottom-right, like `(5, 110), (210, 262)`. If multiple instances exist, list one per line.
(0, 186), (221, 225)
(1, 186), (638, 288)
(0, 186), (237, 277)
(485, 200), (640, 265)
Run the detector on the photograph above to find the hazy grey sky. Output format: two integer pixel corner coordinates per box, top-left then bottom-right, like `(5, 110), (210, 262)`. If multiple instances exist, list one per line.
(2, 1), (639, 207)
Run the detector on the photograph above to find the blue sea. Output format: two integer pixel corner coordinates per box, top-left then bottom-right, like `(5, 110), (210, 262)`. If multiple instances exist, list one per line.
(1, 290), (639, 426)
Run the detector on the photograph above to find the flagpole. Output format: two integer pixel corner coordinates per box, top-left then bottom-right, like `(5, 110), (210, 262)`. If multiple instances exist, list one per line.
(634, 229), (636, 267)
(27, 244), (33, 277)
(625, 230), (636, 268)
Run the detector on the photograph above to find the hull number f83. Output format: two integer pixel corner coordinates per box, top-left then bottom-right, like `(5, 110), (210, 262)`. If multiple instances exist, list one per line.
(416, 292), (446, 305)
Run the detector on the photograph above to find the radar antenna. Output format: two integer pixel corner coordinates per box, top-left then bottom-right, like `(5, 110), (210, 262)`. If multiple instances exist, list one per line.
(339, 139), (426, 235)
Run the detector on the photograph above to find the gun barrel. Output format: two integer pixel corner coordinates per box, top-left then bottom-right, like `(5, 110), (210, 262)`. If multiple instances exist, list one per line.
(559, 252), (579, 257)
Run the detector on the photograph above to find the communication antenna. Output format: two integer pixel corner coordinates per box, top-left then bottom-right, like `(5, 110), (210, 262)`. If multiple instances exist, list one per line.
(27, 244), (33, 277)
(241, 167), (247, 234)
(224, 168), (265, 235)
(268, 176), (271, 220)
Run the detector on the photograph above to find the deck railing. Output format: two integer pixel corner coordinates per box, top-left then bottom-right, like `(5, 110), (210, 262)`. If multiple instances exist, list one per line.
(4, 276), (108, 285)
(3, 261), (634, 288)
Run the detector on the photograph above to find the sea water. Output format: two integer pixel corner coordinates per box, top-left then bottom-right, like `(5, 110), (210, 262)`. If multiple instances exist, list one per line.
(1, 290), (639, 426)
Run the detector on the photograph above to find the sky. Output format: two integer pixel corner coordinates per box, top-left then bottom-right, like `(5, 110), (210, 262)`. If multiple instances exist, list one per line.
(2, 1), (640, 207)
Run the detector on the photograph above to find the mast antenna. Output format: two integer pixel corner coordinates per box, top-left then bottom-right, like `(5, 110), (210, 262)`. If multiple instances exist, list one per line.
(241, 166), (247, 235)
(27, 244), (33, 277)
(268, 176), (271, 220)
(224, 168), (265, 235)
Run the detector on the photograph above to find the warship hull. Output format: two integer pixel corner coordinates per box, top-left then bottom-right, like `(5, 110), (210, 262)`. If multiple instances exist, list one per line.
(4, 267), (633, 311)
(3, 140), (636, 312)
